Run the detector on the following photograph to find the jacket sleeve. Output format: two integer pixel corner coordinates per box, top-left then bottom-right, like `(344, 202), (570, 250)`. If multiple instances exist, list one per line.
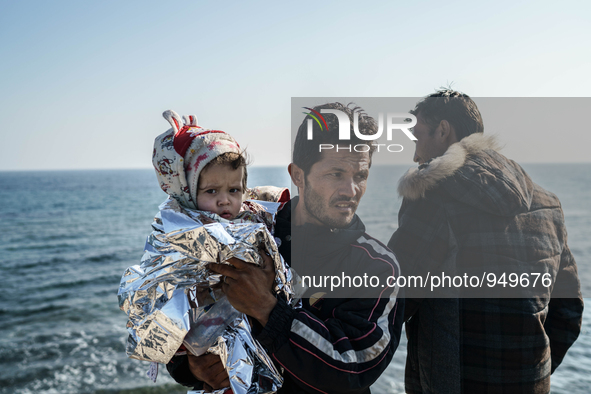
(544, 243), (584, 373)
(387, 198), (450, 320)
(255, 292), (404, 394)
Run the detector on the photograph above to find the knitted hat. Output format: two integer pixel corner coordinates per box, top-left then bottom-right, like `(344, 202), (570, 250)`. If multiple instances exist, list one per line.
(152, 110), (242, 210)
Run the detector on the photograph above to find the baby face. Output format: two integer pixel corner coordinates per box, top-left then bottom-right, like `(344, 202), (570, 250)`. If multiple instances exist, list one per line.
(196, 163), (244, 219)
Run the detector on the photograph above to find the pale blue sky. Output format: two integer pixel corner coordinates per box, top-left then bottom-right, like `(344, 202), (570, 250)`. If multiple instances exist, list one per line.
(1, 0), (590, 170)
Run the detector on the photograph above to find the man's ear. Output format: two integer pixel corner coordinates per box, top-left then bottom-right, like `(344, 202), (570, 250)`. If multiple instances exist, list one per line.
(288, 163), (305, 189)
(437, 120), (457, 143)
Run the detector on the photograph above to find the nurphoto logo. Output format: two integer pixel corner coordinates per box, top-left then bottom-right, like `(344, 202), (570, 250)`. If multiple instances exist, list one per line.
(304, 108), (418, 153)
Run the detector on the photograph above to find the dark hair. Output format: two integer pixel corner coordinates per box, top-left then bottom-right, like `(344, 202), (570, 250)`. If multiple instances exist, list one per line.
(201, 152), (248, 190)
(411, 89), (484, 141)
(292, 102), (378, 175)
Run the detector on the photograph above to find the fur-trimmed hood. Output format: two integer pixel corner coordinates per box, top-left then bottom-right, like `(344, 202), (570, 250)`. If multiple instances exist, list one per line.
(398, 133), (535, 217)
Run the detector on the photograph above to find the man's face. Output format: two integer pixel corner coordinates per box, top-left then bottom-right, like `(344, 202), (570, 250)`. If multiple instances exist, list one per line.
(412, 113), (448, 165)
(298, 149), (370, 229)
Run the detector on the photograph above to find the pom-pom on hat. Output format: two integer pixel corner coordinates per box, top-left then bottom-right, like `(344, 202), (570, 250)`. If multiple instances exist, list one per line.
(152, 110), (242, 209)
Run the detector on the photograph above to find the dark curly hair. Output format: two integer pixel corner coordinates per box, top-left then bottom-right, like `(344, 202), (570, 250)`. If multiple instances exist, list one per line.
(411, 89), (484, 141)
(292, 102), (379, 176)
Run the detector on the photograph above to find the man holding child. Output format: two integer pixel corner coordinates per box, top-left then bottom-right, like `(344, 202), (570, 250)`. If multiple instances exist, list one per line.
(166, 103), (404, 393)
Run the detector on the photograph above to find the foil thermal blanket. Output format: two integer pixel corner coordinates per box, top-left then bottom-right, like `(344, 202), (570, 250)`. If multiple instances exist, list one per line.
(118, 197), (295, 393)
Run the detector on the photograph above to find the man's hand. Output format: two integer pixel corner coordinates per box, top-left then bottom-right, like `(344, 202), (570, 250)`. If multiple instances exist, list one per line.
(209, 249), (277, 326)
(187, 353), (229, 390)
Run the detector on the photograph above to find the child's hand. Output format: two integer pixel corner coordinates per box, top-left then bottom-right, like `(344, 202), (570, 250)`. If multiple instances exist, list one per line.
(187, 352), (229, 390)
(208, 249), (277, 326)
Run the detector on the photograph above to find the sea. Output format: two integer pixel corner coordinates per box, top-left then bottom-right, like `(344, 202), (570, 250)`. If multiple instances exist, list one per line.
(0, 165), (589, 394)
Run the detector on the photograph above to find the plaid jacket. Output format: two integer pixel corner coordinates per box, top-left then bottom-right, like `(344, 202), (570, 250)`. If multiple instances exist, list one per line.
(388, 133), (583, 394)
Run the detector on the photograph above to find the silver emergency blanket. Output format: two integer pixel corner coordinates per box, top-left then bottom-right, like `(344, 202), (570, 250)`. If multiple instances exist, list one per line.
(188, 318), (283, 394)
(118, 197), (296, 394)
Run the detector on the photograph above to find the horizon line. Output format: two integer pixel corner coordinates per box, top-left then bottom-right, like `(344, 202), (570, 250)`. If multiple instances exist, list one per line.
(2, 162), (591, 173)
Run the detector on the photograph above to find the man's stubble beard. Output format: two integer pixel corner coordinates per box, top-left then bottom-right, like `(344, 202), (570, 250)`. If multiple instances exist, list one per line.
(302, 179), (356, 229)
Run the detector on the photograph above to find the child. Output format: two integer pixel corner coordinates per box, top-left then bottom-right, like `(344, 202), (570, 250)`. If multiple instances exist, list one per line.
(194, 152), (246, 221)
(153, 110), (246, 216)
(119, 110), (291, 394)
(153, 110), (288, 222)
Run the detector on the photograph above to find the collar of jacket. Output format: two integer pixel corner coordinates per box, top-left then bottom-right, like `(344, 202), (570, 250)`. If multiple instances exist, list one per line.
(289, 196), (366, 256)
(275, 199), (291, 237)
(398, 133), (500, 200)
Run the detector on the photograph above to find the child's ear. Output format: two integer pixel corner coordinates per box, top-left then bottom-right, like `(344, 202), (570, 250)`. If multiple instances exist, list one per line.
(242, 166), (248, 191)
(162, 110), (184, 134)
